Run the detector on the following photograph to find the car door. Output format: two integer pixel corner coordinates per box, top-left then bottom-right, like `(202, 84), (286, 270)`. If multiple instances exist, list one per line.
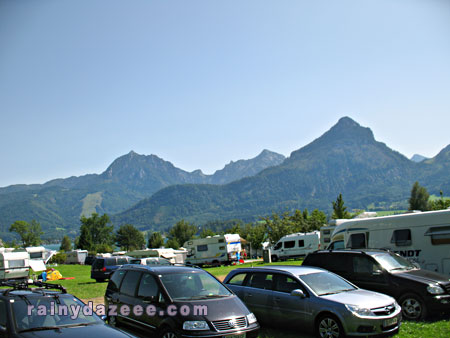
(132, 272), (167, 333)
(117, 270), (143, 328)
(241, 272), (274, 323)
(350, 255), (390, 295)
(272, 274), (310, 328)
(0, 299), (7, 337)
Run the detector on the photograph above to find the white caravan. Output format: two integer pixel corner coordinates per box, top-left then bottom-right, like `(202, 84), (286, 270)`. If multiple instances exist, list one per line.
(65, 250), (88, 264)
(184, 234), (241, 266)
(0, 250), (30, 281)
(271, 231), (320, 261)
(127, 248), (187, 264)
(328, 209), (450, 275)
(319, 226), (335, 249)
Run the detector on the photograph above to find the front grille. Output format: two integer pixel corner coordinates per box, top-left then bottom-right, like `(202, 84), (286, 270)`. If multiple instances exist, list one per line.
(211, 316), (247, 332)
(372, 303), (396, 316)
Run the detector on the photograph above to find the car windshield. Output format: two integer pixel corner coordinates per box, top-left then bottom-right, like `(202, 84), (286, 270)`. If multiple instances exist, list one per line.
(299, 272), (356, 296)
(12, 295), (102, 332)
(160, 271), (232, 300)
(373, 253), (416, 271)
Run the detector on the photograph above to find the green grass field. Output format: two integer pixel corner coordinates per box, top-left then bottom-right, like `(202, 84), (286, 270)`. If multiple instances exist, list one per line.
(42, 263), (450, 337)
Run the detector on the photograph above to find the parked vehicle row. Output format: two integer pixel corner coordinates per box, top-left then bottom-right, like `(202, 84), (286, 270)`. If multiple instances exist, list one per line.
(303, 249), (450, 321)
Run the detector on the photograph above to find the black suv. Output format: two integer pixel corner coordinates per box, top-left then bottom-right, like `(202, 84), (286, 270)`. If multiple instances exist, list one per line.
(303, 249), (450, 320)
(0, 280), (136, 338)
(91, 256), (132, 282)
(104, 264), (260, 338)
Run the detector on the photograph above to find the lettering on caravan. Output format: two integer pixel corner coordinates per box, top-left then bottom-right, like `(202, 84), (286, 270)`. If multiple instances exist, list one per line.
(393, 250), (421, 257)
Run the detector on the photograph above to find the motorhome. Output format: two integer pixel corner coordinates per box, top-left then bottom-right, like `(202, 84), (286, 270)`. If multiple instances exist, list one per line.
(328, 209), (450, 275)
(65, 250), (89, 264)
(270, 231), (320, 261)
(0, 249), (30, 281)
(183, 234), (241, 266)
(127, 248), (187, 264)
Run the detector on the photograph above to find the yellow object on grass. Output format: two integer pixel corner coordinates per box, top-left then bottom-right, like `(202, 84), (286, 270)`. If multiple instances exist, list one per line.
(46, 269), (63, 281)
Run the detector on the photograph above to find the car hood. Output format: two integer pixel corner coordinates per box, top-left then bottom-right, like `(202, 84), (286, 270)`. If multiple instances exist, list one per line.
(323, 289), (395, 308)
(394, 269), (450, 285)
(17, 323), (136, 338)
(175, 295), (251, 322)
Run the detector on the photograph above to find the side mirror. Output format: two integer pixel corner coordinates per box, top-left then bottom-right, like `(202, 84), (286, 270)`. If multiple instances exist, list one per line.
(290, 289), (306, 298)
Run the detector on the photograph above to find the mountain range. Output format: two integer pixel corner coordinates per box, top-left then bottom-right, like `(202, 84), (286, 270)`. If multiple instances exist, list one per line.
(0, 149), (285, 241)
(1, 117), (449, 241)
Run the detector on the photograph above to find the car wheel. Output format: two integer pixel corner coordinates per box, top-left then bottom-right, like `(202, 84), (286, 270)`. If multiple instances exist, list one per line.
(316, 314), (344, 338)
(399, 293), (426, 321)
(160, 327), (179, 338)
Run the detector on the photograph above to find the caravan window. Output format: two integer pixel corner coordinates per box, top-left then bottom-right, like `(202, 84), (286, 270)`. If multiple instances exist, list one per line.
(9, 259), (25, 268)
(347, 233), (366, 249)
(391, 229), (412, 246)
(298, 240), (305, 247)
(197, 245), (208, 252)
(284, 241), (295, 249)
(218, 239), (225, 243)
(425, 226), (450, 245)
(30, 252), (43, 259)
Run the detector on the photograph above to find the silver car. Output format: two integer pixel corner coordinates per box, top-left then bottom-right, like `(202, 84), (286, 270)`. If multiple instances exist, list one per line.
(223, 266), (401, 337)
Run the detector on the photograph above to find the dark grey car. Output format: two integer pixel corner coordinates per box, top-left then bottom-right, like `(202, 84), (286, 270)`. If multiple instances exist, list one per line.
(223, 266), (401, 338)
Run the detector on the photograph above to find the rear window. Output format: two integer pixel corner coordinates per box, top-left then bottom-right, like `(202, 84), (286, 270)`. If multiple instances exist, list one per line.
(92, 259), (105, 268)
(106, 258), (117, 265)
(120, 270), (142, 296)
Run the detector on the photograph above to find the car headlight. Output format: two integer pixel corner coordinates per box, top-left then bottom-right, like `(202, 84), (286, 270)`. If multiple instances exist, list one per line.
(183, 321), (209, 330)
(427, 284), (445, 295)
(345, 304), (375, 317)
(247, 312), (257, 325)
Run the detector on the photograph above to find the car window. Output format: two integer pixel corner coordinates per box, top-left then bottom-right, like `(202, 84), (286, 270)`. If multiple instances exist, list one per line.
(137, 273), (159, 299)
(248, 273), (273, 290)
(303, 253), (329, 270)
(117, 257), (129, 265)
(299, 272), (356, 296)
(284, 241), (295, 249)
(352, 256), (380, 274)
(161, 271), (231, 300)
(227, 273), (247, 286)
(298, 240), (304, 247)
(391, 229), (412, 246)
(106, 258), (117, 265)
(274, 274), (302, 293)
(120, 270), (142, 296)
(0, 300), (6, 327)
(372, 253), (416, 271)
(273, 242), (282, 250)
(108, 269), (127, 292)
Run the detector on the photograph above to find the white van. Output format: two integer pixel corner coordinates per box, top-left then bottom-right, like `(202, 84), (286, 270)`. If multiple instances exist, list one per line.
(0, 250), (30, 281)
(183, 234), (241, 266)
(328, 209), (450, 275)
(271, 231), (320, 262)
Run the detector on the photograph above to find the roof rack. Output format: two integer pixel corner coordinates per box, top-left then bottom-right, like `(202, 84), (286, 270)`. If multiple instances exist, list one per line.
(0, 280), (67, 295)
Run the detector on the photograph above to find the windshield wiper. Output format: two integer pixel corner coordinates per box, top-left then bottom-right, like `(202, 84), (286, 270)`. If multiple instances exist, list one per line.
(19, 326), (62, 333)
(319, 292), (339, 296)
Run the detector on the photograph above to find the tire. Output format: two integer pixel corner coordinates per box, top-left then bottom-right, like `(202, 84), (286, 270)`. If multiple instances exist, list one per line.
(316, 314), (345, 338)
(271, 255), (278, 262)
(399, 293), (427, 321)
(160, 327), (179, 338)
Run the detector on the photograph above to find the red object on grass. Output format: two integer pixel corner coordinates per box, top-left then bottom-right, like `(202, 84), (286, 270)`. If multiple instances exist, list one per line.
(59, 277), (75, 280)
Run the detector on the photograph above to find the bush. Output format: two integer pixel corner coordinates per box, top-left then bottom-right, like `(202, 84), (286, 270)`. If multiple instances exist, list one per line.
(50, 252), (67, 264)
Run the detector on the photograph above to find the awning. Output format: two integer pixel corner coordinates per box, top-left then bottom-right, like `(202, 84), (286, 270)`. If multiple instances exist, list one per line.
(29, 259), (46, 272)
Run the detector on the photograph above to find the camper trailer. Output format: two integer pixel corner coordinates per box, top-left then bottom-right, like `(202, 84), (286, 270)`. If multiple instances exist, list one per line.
(127, 248), (187, 264)
(319, 225), (335, 249)
(328, 209), (450, 275)
(270, 231), (320, 261)
(0, 250), (30, 281)
(65, 250), (88, 264)
(183, 234), (241, 266)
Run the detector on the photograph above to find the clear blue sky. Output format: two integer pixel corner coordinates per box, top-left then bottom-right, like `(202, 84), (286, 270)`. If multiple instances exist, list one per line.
(1, 0), (449, 188)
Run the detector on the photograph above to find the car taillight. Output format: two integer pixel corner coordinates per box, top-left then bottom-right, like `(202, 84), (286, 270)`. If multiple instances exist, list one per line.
(102, 267), (107, 272)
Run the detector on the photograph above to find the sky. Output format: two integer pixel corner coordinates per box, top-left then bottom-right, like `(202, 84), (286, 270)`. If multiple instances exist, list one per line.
(1, 0), (449, 188)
